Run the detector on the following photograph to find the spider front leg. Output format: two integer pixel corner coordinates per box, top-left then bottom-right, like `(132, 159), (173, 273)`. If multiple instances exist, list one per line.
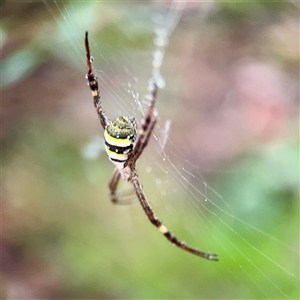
(130, 171), (219, 261)
(85, 31), (110, 129)
(126, 82), (158, 170)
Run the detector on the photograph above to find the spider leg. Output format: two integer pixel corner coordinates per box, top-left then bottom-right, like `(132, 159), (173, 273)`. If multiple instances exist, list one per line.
(135, 83), (157, 153)
(109, 167), (137, 205)
(130, 171), (219, 261)
(109, 167), (121, 203)
(126, 83), (158, 169)
(85, 31), (110, 129)
(128, 118), (157, 169)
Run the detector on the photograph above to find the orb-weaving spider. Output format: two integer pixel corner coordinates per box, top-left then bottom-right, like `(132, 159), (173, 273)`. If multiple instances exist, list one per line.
(85, 32), (218, 261)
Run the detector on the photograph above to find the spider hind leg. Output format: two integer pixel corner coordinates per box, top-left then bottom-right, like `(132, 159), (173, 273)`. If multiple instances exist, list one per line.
(130, 171), (219, 261)
(109, 167), (138, 205)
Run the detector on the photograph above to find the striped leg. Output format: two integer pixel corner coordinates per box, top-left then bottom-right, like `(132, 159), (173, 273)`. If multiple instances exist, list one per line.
(126, 83), (158, 169)
(130, 170), (219, 261)
(85, 31), (110, 129)
(127, 119), (157, 170)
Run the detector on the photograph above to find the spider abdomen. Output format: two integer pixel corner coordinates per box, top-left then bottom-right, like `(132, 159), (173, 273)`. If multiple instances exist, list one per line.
(104, 116), (137, 169)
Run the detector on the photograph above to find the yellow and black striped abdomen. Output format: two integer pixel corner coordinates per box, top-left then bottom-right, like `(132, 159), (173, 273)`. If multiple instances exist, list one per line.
(104, 116), (137, 169)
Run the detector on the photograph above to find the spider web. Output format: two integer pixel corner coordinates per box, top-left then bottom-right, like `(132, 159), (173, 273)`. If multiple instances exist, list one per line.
(8, 1), (298, 299)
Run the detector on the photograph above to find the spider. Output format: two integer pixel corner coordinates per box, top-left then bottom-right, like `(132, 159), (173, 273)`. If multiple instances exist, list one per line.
(85, 31), (219, 261)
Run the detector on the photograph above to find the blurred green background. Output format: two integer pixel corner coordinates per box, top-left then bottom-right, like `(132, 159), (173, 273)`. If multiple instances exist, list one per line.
(2, 1), (299, 299)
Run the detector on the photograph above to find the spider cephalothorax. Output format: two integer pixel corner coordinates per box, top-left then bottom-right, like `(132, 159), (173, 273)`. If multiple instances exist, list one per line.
(85, 31), (218, 261)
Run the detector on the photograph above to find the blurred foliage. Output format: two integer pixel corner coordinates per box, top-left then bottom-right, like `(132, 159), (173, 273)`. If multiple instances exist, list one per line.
(217, 0), (295, 23)
(2, 1), (299, 299)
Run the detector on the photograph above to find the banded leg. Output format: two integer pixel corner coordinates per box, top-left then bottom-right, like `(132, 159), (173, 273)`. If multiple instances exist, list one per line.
(130, 171), (219, 261)
(109, 167), (137, 205)
(126, 83), (158, 169)
(85, 31), (109, 129)
(128, 118), (157, 169)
